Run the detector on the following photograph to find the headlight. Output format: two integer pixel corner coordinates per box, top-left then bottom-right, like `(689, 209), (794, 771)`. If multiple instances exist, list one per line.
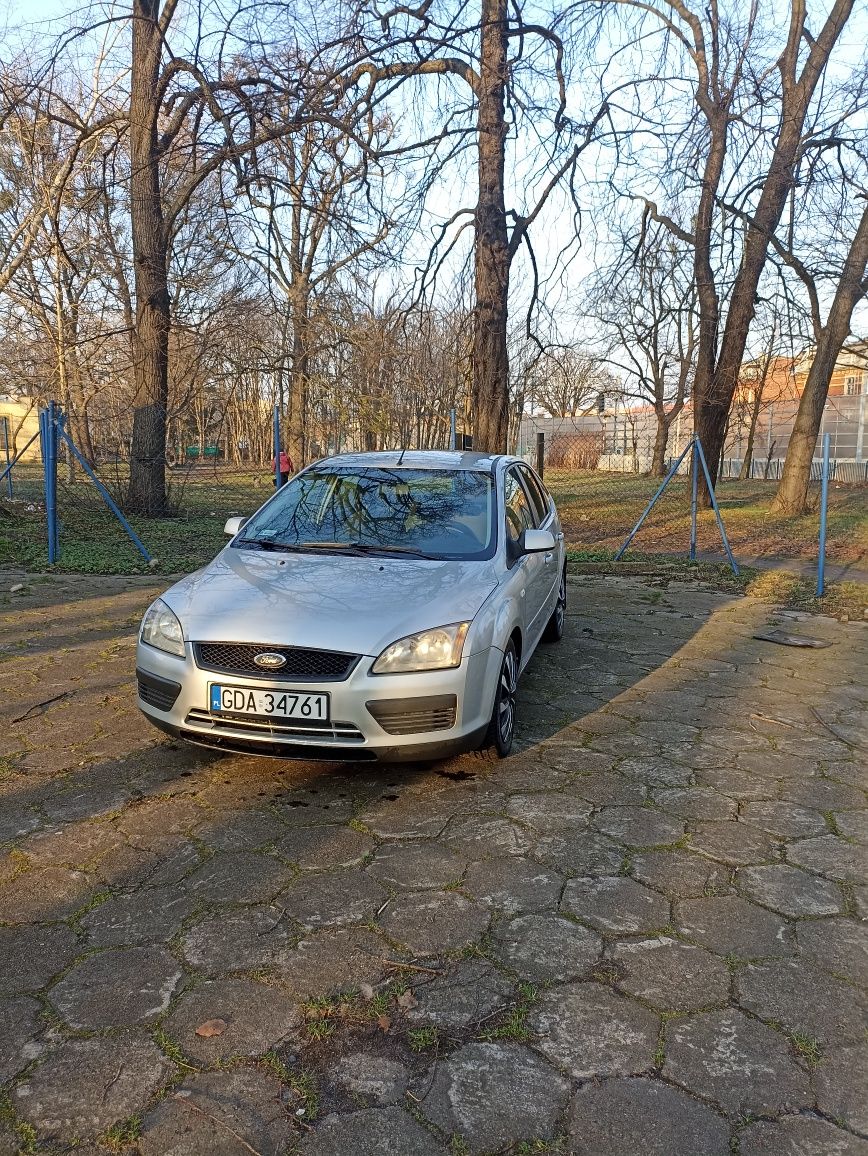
(140, 598), (185, 658)
(372, 622), (470, 674)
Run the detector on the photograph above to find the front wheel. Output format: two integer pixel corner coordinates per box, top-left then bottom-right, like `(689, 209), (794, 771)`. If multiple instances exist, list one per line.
(541, 566), (566, 643)
(480, 641), (518, 759)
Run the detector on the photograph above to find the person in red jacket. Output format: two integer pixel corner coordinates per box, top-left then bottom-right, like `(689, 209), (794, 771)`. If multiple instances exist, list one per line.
(270, 450), (293, 485)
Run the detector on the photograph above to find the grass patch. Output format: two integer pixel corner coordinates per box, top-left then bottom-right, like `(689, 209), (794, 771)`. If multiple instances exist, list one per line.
(549, 470), (867, 565)
(3, 465), (864, 582)
(407, 1026), (439, 1052)
(101, 1114), (142, 1152)
(153, 1028), (198, 1071)
(790, 1031), (823, 1066)
(478, 983), (537, 1043)
(0, 1092), (37, 1155)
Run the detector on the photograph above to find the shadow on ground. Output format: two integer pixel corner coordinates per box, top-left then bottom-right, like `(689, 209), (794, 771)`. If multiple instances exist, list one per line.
(0, 570), (865, 1155)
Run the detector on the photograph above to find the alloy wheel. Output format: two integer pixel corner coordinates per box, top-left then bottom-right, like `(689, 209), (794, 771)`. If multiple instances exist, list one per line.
(497, 647), (518, 746)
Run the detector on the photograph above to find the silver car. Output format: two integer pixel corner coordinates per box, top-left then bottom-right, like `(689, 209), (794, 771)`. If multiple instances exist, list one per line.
(136, 451), (566, 762)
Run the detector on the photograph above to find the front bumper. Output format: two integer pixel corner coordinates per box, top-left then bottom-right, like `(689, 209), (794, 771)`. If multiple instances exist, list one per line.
(135, 639), (501, 762)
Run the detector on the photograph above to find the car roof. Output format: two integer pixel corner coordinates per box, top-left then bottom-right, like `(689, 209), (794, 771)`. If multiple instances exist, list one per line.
(312, 450), (518, 473)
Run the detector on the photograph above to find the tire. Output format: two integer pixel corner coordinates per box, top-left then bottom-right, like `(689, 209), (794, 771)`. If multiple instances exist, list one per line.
(541, 565), (566, 643)
(480, 641), (518, 759)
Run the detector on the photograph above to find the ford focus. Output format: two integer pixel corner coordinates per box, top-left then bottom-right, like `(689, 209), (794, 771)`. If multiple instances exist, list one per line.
(136, 450), (566, 762)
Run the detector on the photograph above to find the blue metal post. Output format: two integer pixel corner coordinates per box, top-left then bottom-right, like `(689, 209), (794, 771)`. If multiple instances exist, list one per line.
(56, 418), (152, 563)
(41, 403), (59, 564)
(449, 407), (457, 451)
(273, 404), (282, 488)
(1, 416), (12, 499)
(689, 435), (698, 562)
(693, 436), (739, 575)
(614, 438), (695, 561)
(816, 431), (831, 597)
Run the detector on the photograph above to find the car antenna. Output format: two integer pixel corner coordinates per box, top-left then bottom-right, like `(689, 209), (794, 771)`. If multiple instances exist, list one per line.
(396, 447), (407, 465)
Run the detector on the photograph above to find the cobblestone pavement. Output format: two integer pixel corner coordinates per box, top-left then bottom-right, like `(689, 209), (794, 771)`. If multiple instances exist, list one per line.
(0, 571), (866, 1155)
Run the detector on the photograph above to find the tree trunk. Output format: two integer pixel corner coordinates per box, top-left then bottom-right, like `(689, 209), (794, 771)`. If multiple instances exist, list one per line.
(693, 0), (855, 504)
(127, 0), (171, 515)
(288, 290), (309, 469)
(772, 204), (868, 514)
(650, 411), (670, 476)
(738, 390), (763, 481)
(471, 0), (510, 453)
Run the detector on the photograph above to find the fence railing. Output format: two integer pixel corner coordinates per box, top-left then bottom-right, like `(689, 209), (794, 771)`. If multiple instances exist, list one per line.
(0, 404), (859, 586)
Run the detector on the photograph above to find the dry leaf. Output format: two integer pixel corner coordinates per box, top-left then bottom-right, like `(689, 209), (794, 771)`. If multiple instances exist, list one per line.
(195, 1018), (227, 1038)
(376, 1014), (392, 1032)
(396, 990), (418, 1010)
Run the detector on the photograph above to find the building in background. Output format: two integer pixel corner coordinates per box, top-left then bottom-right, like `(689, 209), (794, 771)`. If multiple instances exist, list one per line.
(517, 341), (868, 480)
(0, 396), (41, 462)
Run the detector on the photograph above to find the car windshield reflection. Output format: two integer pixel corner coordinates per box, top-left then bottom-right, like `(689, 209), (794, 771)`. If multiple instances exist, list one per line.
(235, 468), (496, 561)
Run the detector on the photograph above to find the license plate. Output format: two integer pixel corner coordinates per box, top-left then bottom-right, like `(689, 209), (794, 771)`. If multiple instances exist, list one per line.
(209, 684), (330, 721)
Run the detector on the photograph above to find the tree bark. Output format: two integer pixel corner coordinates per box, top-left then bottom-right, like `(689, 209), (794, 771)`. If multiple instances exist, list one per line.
(127, 0), (171, 515)
(471, 0), (510, 453)
(650, 411), (670, 476)
(738, 389), (763, 481)
(693, 0), (855, 501)
(772, 203), (868, 515)
(288, 294), (309, 469)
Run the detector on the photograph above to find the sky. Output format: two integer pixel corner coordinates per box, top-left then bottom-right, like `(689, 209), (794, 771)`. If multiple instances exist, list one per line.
(3, 0), (865, 387)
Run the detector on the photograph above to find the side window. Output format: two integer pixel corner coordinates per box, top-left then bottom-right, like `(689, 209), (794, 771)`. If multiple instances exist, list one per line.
(518, 465), (550, 524)
(504, 469), (537, 542)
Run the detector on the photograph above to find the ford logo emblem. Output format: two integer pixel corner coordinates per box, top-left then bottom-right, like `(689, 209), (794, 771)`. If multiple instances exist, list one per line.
(253, 652), (287, 670)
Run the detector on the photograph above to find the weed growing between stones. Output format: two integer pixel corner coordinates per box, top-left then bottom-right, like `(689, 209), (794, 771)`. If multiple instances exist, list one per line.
(0, 1093), (37, 1155)
(407, 1027), (439, 1052)
(101, 1113), (142, 1152)
(790, 1031), (823, 1067)
(478, 983), (537, 1043)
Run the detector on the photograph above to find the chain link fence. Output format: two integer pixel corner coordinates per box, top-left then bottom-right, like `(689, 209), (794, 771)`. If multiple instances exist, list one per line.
(517, 415), (864, 572)
(1, 398), (866, 576)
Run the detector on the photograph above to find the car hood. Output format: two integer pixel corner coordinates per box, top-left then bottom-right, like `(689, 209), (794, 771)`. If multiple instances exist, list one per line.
(161, 547), (500, 656)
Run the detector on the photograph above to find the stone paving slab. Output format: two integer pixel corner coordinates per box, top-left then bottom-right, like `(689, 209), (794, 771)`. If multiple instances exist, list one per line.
(0, 572), (865, 1154)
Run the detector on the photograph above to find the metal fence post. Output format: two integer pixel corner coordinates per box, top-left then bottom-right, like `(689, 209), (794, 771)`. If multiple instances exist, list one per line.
(816, 431), (831, 598)
(273, 404), (282, 488)
(1, 416), (11, 499)
(693, 436), (740, 576)
(536, 431), (545, 478)
(40, 403), (59, 563)
(449, 407), (457, 450)
(689, 435), (698, 562)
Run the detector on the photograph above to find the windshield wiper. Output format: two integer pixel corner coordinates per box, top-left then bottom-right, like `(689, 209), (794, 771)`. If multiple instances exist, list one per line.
(236, 536), (309, 553)
(338, 542), (437, 560)
(237, 537), (436, 559)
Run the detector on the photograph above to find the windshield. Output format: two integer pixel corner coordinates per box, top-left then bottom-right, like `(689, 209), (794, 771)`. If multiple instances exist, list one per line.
(235, 467), (496, 560)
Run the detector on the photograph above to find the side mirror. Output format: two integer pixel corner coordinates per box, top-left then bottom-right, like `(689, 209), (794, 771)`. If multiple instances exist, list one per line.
(224, 516), (247, 537)
(522, 528), (556, 553)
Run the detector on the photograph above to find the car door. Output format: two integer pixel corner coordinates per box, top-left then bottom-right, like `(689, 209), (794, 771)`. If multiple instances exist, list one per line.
(517, 463), (563, 616)
(503, 466), (550, 654)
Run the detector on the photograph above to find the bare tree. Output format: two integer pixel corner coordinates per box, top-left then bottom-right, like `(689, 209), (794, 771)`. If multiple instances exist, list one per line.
(587, 230), (695, 475)
(228, 103), (395, 469)
(344, 0), (606, 452)
(772, 204), (868, 512)
(591, 0), (858, 500)
(528, 346), (614, 420)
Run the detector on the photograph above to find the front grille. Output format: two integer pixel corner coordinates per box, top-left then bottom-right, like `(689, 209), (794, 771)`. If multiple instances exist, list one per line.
(194, 642), (360, 682)
(185, 708), (365, 744)
(367, 695), (457, 735)
(136, 669), (181, 712)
